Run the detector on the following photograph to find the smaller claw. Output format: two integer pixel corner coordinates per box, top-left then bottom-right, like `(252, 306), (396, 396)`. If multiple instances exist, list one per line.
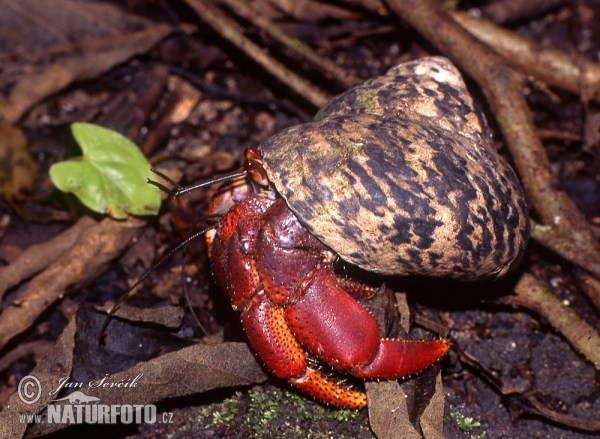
(352, 339), (450, 379)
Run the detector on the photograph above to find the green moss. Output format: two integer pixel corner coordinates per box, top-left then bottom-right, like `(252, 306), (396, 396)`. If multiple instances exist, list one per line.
(355, 89), (378, 110)
(450, 411), (482, 432)
(199, 386), (372, 438)
(205, 392), (240, 427)
(339, 135), (363, 159)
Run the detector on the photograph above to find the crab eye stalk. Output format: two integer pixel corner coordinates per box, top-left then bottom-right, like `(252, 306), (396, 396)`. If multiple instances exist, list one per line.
(244, 147), (269, 187)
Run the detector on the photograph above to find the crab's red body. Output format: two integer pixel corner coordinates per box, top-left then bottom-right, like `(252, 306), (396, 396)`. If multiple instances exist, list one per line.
(205, 149), (450, 408)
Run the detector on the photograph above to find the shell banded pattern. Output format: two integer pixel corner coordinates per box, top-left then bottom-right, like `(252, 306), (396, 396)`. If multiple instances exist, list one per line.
(259, 57), (529, 280)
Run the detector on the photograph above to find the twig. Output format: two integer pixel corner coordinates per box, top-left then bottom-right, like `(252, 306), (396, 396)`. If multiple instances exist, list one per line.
(530, 219), (600, 282)
(217, 0), (361, 88)
(321, 24), (397, 51)
(478, 0), (570, 24)
(536, 128), (582, 142)
(450, 11), (600, 101)
(168, 65), (310, 121)
(574, 269), (600, 314)
(186, 0), (331, 108)
(511, 273), (600, 371)
(0, 340), (54, 374)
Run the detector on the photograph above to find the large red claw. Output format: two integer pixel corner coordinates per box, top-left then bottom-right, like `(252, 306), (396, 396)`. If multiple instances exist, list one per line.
(286, 266), (449, 379)
(285, 267), (381, 372)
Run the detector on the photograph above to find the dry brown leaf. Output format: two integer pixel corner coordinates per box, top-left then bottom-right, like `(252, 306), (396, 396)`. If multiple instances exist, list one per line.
(419, 373), (446, 439)
(367, 371), (446, 439)
(366, 292), (447, 438)
(0, 216), (145, 351)
(0, 0), (173, 123)
(32, 305), (266, 437)
(0, 216), (96, 297)
(24, 341), (267, 438)
(0, 125), (39, 207)
(0, 318), (77, 439)
(0, 300), (267, 438)
(366, 380), (422, 439)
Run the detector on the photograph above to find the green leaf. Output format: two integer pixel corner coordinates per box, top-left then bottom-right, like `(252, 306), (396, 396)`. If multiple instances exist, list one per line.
(50, 123), (161, 219)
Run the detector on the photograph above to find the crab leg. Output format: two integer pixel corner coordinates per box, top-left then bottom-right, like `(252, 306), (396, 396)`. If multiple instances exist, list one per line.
(212, 195), (448, 407)
(240, 292), (367, 408)
(289, 368), (367, 409)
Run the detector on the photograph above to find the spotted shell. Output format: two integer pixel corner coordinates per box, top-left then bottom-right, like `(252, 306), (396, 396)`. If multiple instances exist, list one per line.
(259, 57), (529, 280)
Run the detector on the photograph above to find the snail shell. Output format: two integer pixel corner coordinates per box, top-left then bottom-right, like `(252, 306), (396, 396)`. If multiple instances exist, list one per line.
(259, 57), (529, 280)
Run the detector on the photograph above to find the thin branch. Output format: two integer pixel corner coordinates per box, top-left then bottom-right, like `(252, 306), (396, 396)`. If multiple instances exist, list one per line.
(530, 219), (600, 282)
(0, 217), (144, 351)
(186, 0), (331, 108)
(574, 269), (600, 314)
(217, 0), (361, 88)
(479, 0), (570, 24)
(511, 273), (600, 371)
(450, 11), (600, 101)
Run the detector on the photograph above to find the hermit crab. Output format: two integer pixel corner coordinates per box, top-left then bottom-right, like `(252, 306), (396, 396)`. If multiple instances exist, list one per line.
(174, 57), (529, 408)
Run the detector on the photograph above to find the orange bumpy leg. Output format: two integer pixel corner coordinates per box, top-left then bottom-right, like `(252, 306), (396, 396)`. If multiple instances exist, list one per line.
(240, 293), (368, 408)
(240, 292), (307, 379)
(289, 368), (367, 409)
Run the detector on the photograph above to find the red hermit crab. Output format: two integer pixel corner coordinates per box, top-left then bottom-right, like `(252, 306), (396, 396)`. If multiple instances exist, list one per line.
(177, 57), (529, 408)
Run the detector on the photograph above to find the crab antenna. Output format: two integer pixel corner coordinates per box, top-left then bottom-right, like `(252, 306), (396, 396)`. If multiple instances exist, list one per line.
(180, 242), (209, 336)
(101, 166), (247, 343)
(149, 168), (246, 197)
(99, 226), (215, 343)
